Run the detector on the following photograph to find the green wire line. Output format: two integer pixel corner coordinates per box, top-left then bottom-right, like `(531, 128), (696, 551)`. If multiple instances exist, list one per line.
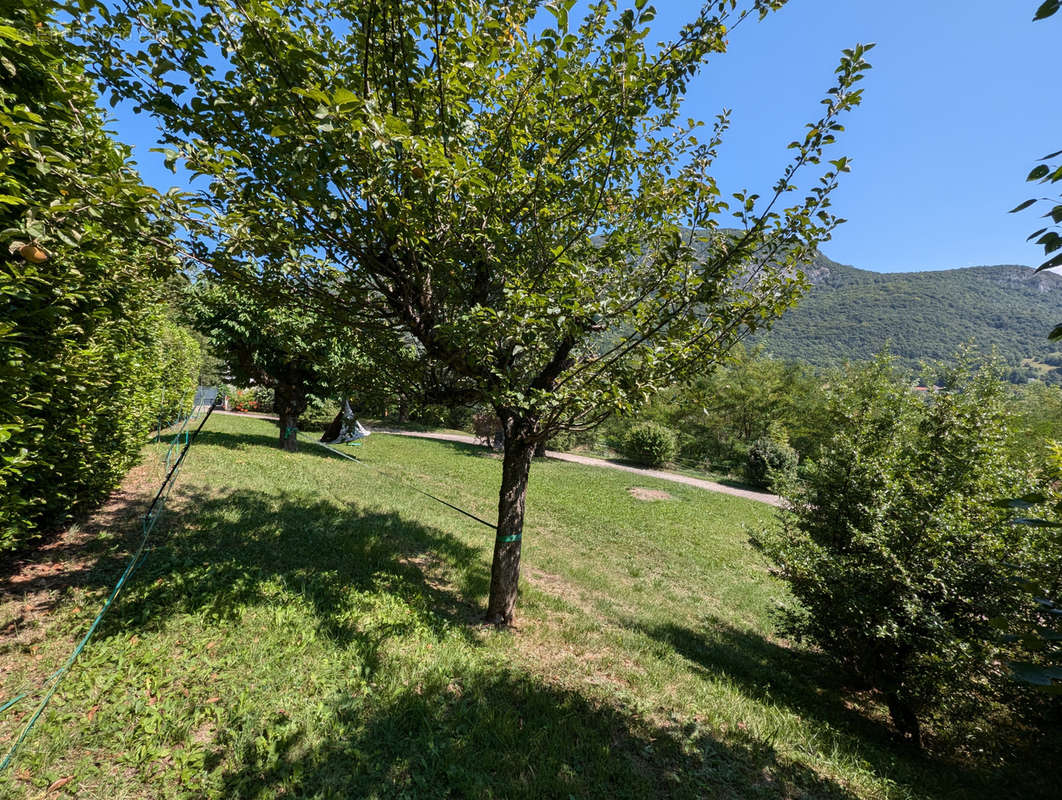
(0, 403), (213, 772)
(2, 407), (202, 723)
(306, 433), (497, 531)
(0, 669), (62, 716)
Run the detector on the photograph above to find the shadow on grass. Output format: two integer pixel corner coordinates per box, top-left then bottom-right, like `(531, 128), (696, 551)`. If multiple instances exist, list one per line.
(91, 486), (491, 652)
(45, 481), (855, 797)
(640, 620), (1060, 800)
(194, 429), (342, 459)
(643, 620), (895, 741)
(214, 667), (859, 800)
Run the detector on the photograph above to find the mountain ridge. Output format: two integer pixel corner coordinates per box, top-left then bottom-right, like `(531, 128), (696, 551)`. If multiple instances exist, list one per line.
(760, 250), (1062, 380)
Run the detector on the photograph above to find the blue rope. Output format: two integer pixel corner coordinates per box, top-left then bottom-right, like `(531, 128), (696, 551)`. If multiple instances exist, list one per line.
(0, 403), (215, 771)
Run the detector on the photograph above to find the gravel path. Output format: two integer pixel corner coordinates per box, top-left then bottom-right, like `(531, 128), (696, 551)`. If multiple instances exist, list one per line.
(214, 411), (782, 508)
(374, 429), (783, 508)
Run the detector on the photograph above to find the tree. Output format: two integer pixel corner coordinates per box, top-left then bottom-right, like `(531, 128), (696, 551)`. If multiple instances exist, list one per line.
(185, 272), (374, 451)
(997, 0), (1062, 696)
(755, 357), (1034, 746)
(0, 0), (194, 551)
(83, 0), (871, 624)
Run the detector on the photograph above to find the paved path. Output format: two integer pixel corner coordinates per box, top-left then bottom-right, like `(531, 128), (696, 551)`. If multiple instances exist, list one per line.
(214, 411), (782, 507)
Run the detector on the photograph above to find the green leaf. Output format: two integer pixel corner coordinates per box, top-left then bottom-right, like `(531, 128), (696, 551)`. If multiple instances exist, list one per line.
(0, 194), (24, 206)
(1009, 198), (1036, 213)
(546, 3), (569, 30)
(0, 24), (32, 45)
(1027, 164), (1051, 181)
(1037, 252), (1062, 272)
(333, 88), (358, 108)
(1033, 0), (1061, 20)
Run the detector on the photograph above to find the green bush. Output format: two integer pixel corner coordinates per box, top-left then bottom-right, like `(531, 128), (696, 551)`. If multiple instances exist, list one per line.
(301, 397), (342, 433)
(250, 386), (275, 413)
(218, 384), (240, 407)
(754, 357), (1035, 746)
(745, 436), (798, 489)
(622, 422), (678, 467)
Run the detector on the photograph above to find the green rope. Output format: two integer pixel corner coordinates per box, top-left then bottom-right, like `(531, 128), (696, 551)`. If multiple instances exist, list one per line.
(0, 403), (215, 772)
(496, 534), (521, 544)
(308, 434), (498, 531)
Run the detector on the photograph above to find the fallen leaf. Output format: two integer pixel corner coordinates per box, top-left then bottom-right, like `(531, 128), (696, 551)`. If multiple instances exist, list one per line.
(206, 696), (220, 703)
(86, 704), (100, 722)
(47, 775), (74, 792)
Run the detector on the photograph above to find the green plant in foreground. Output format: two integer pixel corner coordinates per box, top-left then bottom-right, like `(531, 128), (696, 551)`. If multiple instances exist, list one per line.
(755, 356), (1035, 747)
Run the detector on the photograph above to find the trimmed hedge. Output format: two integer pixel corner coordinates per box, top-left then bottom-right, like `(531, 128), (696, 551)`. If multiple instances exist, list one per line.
(0, 4), (194, 552)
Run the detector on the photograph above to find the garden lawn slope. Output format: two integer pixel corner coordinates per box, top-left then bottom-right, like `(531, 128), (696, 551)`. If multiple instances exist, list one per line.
(0, 414), (1054, 798)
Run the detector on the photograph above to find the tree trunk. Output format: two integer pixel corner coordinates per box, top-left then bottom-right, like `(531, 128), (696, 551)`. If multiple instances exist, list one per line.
(884, 691), (922, 749)
(398, 394), (409, 423)
(276, 383), (304, 452)
(485, 415), (537, 626)
(533, 438), (547, 458)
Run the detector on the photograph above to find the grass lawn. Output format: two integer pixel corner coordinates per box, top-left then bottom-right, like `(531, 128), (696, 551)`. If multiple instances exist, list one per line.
(1, 413), (1056, 798)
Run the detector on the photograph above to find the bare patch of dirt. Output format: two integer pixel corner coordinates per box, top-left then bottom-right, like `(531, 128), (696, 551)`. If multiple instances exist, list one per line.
(627, 487), (672, 502)
(0, 453), (162, 682)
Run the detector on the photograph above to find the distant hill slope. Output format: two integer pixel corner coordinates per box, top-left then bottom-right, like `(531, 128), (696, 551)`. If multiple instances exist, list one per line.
(760, 251), (1062, 378)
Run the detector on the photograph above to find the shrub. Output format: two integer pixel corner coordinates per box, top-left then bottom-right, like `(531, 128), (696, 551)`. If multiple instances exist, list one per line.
(230, 389), (260, 412)
(622, 422), (678, 467)
(745, 436), (798, 489)
(754, 357), (1034, 747)
(218, 384), (240, 408)
(301, 397), (342, 433)
(250, 386), (275, 413)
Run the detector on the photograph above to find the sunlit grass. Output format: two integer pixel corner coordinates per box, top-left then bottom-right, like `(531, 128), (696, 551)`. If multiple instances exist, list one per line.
(0, 413), (1054, 798)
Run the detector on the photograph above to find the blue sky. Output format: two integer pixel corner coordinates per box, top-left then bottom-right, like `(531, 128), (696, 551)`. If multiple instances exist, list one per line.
(106, 0), (1060, 273)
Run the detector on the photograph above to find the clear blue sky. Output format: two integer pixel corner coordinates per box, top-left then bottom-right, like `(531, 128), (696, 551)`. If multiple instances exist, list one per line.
(105, 0), (1060, 273)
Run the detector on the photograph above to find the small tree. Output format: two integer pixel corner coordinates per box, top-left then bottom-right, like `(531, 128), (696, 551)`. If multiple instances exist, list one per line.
(755, 357), (1033, 746)
(85, 0), (872, 624)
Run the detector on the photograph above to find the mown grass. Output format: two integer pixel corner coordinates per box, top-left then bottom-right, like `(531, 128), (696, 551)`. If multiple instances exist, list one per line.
(0, 413), (1057, 798)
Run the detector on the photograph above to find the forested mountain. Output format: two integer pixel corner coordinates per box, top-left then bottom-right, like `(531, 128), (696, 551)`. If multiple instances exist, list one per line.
(760, 250), (1062, 380)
